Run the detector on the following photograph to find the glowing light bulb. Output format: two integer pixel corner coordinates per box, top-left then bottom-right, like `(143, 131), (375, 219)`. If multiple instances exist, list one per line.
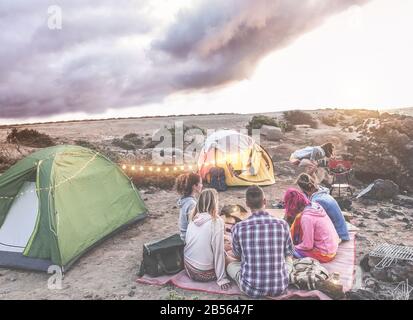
(149, 167), (153, 172)
(180, 166), (185, 171)
(156, 167), (161, 172)
(122, 164), (127, 170)
(173, 167), (178, 171)
(165, 168), (170, 172)
(131, 166), (136, 171)
(188, 165), (193, 170)
(139, 166), (144, 171)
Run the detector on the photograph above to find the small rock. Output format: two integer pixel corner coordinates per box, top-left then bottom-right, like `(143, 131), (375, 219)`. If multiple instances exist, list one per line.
(357, 221), (367, 228)
(131, 285), (136, 290)
(377, 209), (392, 219)
(388, 208), (404, 216)
(378, 221), (389, 227)
(362, 212), (370, 218)
(260, 125), (284, 141)
(84, 293), (93, 299)
(352, 209), (363, 216)
(8, 277), (16, 282)
(355, 234), (368, 241)
(128, 290), (135, 297)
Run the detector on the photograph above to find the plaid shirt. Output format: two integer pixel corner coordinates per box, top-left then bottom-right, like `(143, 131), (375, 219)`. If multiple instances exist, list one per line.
(232, 211), (294, 297)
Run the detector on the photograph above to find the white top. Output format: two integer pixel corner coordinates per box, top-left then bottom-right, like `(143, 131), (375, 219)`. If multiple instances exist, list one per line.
(184, 213), (230, 286)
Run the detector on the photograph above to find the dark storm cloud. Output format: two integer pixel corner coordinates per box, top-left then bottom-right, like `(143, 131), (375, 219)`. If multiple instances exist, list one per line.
(0, 0), (371, 119)
(154, 0), (372, 90)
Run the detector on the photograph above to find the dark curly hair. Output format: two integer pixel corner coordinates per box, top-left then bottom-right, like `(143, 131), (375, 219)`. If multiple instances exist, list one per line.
(321, 142), (334, 158)
(296, 173), (317, 194)
(175, 173), (201, 198)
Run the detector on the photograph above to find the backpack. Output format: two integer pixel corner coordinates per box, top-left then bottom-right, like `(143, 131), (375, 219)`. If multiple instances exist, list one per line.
(137, 234), (185, 277)
(208, 167), (227, 191)
(289, 257), (330, 290)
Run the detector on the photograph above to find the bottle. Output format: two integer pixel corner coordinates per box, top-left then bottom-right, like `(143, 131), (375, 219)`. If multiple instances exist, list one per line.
(331, 272), (341, 285)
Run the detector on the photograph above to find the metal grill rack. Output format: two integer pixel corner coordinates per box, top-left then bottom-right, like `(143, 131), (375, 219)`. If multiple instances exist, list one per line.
(392, 280), (413, 300)
(369, 244), (413, 269)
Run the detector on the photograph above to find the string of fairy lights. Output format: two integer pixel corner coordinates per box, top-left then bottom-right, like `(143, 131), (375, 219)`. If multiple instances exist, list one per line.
(0, 152), (206, 201)
(0, 153), (99, 201)
(119, 163), (198, 173)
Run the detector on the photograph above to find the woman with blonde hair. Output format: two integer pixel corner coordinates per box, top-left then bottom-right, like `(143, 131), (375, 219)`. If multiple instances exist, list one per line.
(184, 189), (231, 290)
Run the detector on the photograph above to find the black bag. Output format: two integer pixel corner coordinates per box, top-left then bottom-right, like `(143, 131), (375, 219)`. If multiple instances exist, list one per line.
(137, 234), (185, 277)
(208, 167), (227, 191)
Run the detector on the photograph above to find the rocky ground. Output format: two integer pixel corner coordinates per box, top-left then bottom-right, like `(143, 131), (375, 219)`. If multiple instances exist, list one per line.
(0, 108), (412, 300)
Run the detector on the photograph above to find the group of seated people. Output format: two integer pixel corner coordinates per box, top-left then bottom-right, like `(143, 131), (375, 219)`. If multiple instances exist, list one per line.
(174, 143), (349, 298)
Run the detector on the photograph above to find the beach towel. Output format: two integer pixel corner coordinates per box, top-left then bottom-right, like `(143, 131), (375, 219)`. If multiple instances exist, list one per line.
(136, 231), (356, 300)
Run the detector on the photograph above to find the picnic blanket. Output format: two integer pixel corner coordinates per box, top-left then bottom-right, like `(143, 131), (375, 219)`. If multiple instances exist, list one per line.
(136, 230), (356, 300)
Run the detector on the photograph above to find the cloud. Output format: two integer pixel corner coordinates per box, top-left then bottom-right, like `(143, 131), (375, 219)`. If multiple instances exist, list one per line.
(154, 0), (372, 90)
(0, 0), (371, 119)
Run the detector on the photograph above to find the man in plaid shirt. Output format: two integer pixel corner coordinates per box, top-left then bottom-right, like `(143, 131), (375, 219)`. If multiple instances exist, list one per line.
(226, 186), (294, 297)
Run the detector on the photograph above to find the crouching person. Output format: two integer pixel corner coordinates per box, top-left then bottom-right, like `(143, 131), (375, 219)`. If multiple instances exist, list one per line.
(226, 185), (294, 298)
(284, 188), (339, 263)
(184, 189), (231, 290)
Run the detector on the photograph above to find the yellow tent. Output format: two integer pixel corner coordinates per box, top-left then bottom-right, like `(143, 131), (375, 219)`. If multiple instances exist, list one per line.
(198, 130), (275, 186)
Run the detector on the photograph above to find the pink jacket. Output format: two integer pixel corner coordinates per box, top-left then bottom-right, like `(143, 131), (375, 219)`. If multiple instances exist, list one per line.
(295, 203), (339, 255)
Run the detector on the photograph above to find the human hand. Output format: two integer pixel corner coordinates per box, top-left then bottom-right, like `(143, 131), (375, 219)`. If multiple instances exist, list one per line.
(220, 282), (232, 291)
(224, 242), (232, 252)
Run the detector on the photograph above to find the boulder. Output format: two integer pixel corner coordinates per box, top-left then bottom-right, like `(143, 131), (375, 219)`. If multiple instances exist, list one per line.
(369, 256), (413, 283)
(393, 195), (413, 208)
(357, 179), (399, 200)
(260, 125), (284, 141)
(346, 114), (413, 192)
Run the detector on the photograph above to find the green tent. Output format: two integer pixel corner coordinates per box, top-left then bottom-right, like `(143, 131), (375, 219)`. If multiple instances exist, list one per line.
(0, 145), (147, 272)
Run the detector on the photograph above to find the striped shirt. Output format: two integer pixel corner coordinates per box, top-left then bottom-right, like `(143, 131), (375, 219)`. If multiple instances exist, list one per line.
(232, 211), (294, 297)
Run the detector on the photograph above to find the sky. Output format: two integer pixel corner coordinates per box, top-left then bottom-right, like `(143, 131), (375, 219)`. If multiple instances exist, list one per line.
(0, 0), (412, 124)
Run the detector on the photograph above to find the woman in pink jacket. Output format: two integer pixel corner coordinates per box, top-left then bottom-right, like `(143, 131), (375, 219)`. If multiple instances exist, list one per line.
(284, 188), (339, 263)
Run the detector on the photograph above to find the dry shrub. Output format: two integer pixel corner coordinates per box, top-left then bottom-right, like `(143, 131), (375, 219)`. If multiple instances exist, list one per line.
(6, 128), (54, 148)
(321, 116), (339, 127)
(283, 110), (318, 129)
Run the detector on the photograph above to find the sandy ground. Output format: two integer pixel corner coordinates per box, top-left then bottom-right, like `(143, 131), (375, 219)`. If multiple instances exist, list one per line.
(0, 111), (412, 300)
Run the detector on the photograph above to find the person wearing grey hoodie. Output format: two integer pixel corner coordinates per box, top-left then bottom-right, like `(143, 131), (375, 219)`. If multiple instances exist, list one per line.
(184, 189), (231, 290)
(296, 173), (350, 241)
(176, 173), (203, 241)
